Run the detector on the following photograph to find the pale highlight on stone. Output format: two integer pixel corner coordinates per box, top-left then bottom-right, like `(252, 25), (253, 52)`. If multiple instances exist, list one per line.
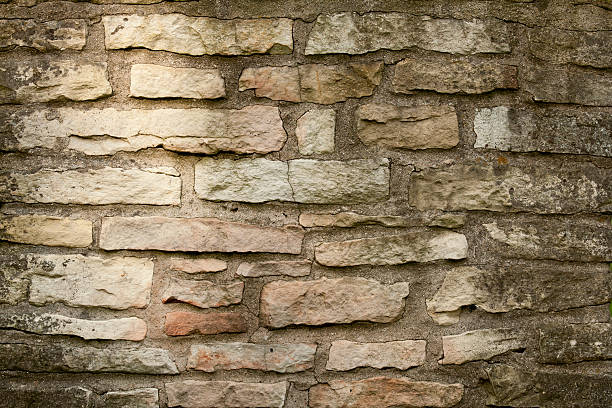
(130, 64), (225, 99)
(168, 258), (228, 273)
(0, 215), (92, 247)
(162, 278), (243, 309)
(166, 380), (287, 408)
(103, 388), (159, 408)
(296, 109), (335, 155)
(0, 19), (87, 51)
(327, 340), (426, 371)
(440, 328), (525, 365)
(236, 260), (311, 277)
(299, 212), (416, 228)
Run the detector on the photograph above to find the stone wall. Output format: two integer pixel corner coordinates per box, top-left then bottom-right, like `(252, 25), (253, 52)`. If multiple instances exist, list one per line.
(0, 0), (611, 407)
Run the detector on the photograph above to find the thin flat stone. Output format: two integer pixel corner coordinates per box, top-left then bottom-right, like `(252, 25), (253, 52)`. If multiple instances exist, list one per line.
(130, 64), (225, 99)
(164, 311), (247, 336)
(440, 328), (525, 364)
(236, 260), (311, 277)
(327, 340), (426, 371)
(162, 278), (243, 309)
(103, 388), (159, 408)
(166, 380), (287, 408)
(168, 258), (228, 273)
(0, 214), (92, 247)
(0, 19), (87, 51)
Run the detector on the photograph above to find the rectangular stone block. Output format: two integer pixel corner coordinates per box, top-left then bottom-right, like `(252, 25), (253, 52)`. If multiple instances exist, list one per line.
(27, 254), (153, 310)
(0, 167), (181, 205)
(236, 260), (311, 277)
(0, 215), (92, 247)
(327, 340), (426, 371)
(162, 278), (243, 309)
(0, 384), (93, 408)
(166, 380), (287, 408)
(440, 328), (525, 365)
(539, 323), (612, 363)
(100, 216), (304, 254)
(528, 28), (612, 68)
(168, 258), (227, 274)
(0, 19), (87, 51)
(103, 388), (159, 408)
(296, 109), (335, 154)
(104, 14), (293, 55)
(130, 64), (225, 99)
(164, 311), (247, 336)
(299, 212), (416, 228)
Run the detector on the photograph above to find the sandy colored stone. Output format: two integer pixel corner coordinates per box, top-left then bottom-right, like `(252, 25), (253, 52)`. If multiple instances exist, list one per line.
(168, 258), (227, 274)
(306, 12), (509, 55)
(162, 278), (243, 309)
(164, 311), (247, 336)
(239, 66), (300, 102)
(309, 377), (464, 408)
(440, 328), (525, 365)
(27, 254), (153, 310)
(0, 214), (92, 247)
(528, 28), (612, 68)
(299, 212), (416, 228)
(356, 104), (459, 149)
(539, 323), (612, 364)
(428, 214), (466, 229)
(327, 340), (426, 371)
(187, 342), (316, 373)
(103, 388), (159, 408)
(260, 277), (410, 328)
(166, 380), (287, 408)
(0, 313), (147, 341)
(296, 109), (335, 155)
(315, 230), (468, 266)
(104, 14), (293, 55)
(0, 167), (181, 205)
(236, 260), (311, 277)
(130, 64), (225, 99)
(0, 19), (87, 51)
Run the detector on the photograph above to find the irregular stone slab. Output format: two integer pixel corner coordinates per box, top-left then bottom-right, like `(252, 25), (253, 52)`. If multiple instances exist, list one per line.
(0, 343), (178, 374)
(393, 57), (517, 94)
(296, 109), (335, 155)
(440, 328), (525, 365)
(260, 277), (410, 328)
(299, 212), (415, 228)
(130, 64), (225, 99)
(427, 265), (611, 325)
(409, 163), (610, 213)
(0, 19), (87, 51)
(0, 214), (92, 247)
(315, 230), (468, 266)
(0, 313), (147, 341)
(474, 106), (612, 157)
(0, 60), (111, 104)
(539, 323), (612, 363)
(187, 342), (316, 373)
(306, 12), (509, 55)
(166, 380), (287, 408)
(326, 340), (426, 371)
(0, 260), (28, 305)
(309, 377), (464, 408)
(162, 278), (242, 309)
(100, 216), (304, 254)
(28, 254), (153, 310)
(0, 384), (93, 408)
(356, 104), (459, 149)
(104, 14), (293, 55)
(164, 311), (247, 336)
(239, 66), (301, 102)
(0, 167), (181, 205)
(236, 260), (311, 277)
(428, 214), (466, 229)
(528, 28), (612, 68)
(103, 388), (159, 408)
(168, 258), (227, 273)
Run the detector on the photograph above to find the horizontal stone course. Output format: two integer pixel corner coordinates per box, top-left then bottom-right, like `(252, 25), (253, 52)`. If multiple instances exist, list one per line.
(440, 328), (525, 365)
(0, 19), (87, 51)
(326, 340), (426, 371)
(528, 28), (612, 68)
(162, 278), (244, 309)
(0, 214), (92, 247)
(0, 384), (93, 408)
(164, 311), (247, 336)
(168, 258), (228, 274)
(236, 260), (311, 277)
(539, 323), (612, 363)
(166, 380), (287, 408)
(130, 64), (225, 99)
(103, 388), (159, 408)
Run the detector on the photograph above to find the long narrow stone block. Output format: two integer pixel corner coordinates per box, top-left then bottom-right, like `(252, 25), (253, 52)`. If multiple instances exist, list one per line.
(130, 64), (225, 99)
(168, 258), (228, 274)
(166, 380), (287, 408)
(299, 212), (416, 228)
(0, 19), (87, 51)
(164, 311), (247, 336)
(0, 215), (92, 247)
(539, 323), (612, 363)
(103, 389), (159, 408)
(236, 260), (311, 277)
(162, 278), (243, 309)
(528, 28), (612, 68)
(0, 384), (93, 408)
(327, 340), (426, 371)
(440, 328), (525, 365)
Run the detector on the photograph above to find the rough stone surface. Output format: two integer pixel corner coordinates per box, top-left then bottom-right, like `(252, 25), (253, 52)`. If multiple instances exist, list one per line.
(236, 260), (311, 277)
(238, 66), (300, 102)
(104, 14), (293, 55)
(326, 340), (426, 371)
(539, 323), (612, 363)
(528, 28), (612, 68)
(166, 380), (287, 408)
(260, 277), (410, 328)
(474, 106), (612, 157)
(168, 258), (228, 274)
(309, 377), (464, 408)
(100, 216), (304, 254)
(440, 328), (525, 365)
(27, 254), (153, 310)
(187, 342), (316, 373)
(299, 212), (416, 228)
(306, 12), (509, 55)
(130, 64), (225, 99)
(0, 261), (28, 306)
(162, 278), (243, 309)
(356, 104), (459, 149)
(164, 311), (247, 336)
(428, 214), (466, 229)
(0, 384), (93, 408)
(103, 388), (159, 408)
(296, 109), (335, 155)
(315, 230), (468, 266)
(0, 214), (92, 247)
(0, 313), (147, 341)
(393, 57), (517, 94)
(0, 167), (181, 205)
(0, 19), (87, 51)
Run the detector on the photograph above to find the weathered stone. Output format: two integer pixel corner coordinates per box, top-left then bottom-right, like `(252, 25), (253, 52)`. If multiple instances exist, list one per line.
(0, 343), (178, 374)
(0, 60), (111, 104)
(239, 66), (300, 102)
(306, 12), (509, 55)
(315, 230), (468, 266)
(164, 311), (247, 336)
(0, 260), (28, 305)
(356, 104), (459, 149)
(296, 109), (335, 155)
(528, 28), (612, 68)
(0, 167), (181, 205)
(393, 58), (517, 94)
(0, 19), (87, 51)
(428, 214), (466, 229)
(162, 278), (243, 309)
(236, 260), (311, 277)
(166, 380), (287, 408)
(427, 265), (611, 325)
(440, 328), (525, 365)
(409, 163), (610, 213)
(130, 64), (225, 99)
(309, 377), (464, 408)
(168, 258), (227, 274)
(27, 254), (153, 310)
(0, 384), (93, 408)
(0, 215), (92, 247)
(0, 313), (147, 341)
(103, 388), (159, 408)
(260, 277), (410, 328)
(104, 14), (293, 55)
(100, 216), (304, 254)
(299, 212), (415, 228)
(326, 340), (426, 371)
(187, 342), (316, 373)
(539, 323), (612, 363)
(474, 106), (612, 157)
